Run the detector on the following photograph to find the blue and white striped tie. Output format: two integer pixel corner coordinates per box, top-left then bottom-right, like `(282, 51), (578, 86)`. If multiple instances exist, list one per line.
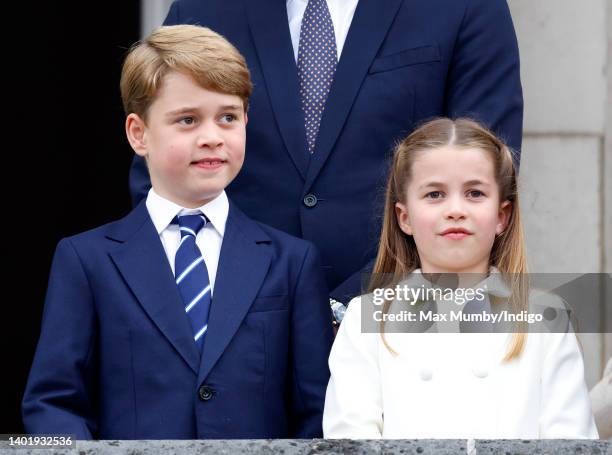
(174, 213), (212, 353)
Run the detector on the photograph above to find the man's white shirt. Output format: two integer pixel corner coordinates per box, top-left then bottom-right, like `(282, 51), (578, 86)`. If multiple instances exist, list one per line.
(287, 0), (359, 62)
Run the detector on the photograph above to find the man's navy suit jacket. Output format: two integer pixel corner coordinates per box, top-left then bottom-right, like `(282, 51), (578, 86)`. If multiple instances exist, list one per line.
(130, 0), (523, 302)
(22, 201), (333, 439)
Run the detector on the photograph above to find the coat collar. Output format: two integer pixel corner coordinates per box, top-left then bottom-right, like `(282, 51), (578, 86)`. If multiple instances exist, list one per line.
(197, 202), (272, 384)
(106, 201), (272, 381)
(245, 0), (310, 180)
(107, 201), (202, 373)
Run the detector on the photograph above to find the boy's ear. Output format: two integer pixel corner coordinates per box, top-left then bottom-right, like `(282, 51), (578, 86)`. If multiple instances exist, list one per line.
(496, 200), (512, 235)
(125, 113), (148, 157)
(395, 202), (413, 235)
(244, 112), (248, 126)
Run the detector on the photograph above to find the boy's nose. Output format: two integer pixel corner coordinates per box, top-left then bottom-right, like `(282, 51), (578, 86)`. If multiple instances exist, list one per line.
(196, 126), (224, 149)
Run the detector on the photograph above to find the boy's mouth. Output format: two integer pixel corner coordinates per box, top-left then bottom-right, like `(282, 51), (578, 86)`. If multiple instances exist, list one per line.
(439, 227), (473, 240)
(191, 158), (227, 170)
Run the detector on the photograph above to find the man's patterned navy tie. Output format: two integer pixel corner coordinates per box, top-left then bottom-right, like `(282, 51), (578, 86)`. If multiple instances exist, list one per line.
(297, 0), (338, 154)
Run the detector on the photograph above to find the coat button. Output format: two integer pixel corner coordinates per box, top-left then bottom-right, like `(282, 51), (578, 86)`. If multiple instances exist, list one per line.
(198, 385), (214, 401)
(303, 194), (318, 207)
(472, 366), (488, 378)
(419, 368), (433, 381)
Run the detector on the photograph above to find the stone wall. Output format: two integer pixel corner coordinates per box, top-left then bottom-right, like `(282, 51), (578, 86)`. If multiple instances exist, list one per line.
(508, 0), (610, 387)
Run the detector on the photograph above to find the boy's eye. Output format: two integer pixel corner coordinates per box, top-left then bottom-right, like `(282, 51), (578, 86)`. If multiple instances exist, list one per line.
(220, 114), (236, 123)
(178, 116), (195, 125)
(425, 191), (443, 199)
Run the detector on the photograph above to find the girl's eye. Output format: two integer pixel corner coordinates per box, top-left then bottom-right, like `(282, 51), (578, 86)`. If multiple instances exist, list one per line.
(425, 191), (443, 199)
(220, 114), (236, 123)
(467, 190), (484, 198)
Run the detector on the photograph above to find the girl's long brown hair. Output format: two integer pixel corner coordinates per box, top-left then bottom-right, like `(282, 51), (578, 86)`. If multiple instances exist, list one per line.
(370, 118), (528, 361)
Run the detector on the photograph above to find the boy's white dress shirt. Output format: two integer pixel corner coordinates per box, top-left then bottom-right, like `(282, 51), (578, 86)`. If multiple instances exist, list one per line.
(146, 188), (228, 295)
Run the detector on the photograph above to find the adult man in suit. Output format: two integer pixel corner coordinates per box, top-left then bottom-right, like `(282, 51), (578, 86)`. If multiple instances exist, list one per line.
(130, 0), (523, 311)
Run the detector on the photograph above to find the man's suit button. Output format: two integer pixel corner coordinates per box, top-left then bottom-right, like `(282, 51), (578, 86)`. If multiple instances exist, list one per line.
(303, 194), (318, 207)
(199, 385), (214, 401)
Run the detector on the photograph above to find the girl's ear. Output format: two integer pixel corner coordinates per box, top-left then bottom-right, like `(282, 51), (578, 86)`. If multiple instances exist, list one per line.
(496, 200), (512, 235)
(395, 202), (413, 235)
(126, 113), (148, 157)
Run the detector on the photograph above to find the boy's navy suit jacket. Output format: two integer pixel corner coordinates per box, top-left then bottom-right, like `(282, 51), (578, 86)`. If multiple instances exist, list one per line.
(129, 0), (524, 303)
(22, 200), (333, 439)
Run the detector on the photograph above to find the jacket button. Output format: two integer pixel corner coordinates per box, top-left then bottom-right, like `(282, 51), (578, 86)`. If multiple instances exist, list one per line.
(303, 194), (318, 208)
(198, 385), (214, 401)
(472, 366), (488, 378)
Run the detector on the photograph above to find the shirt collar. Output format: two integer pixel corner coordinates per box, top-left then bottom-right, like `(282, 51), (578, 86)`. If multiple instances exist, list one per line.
(481, 266), (513, 298)
(146, 188), (229, 237)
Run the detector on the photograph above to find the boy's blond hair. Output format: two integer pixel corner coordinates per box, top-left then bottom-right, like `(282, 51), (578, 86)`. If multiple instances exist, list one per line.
(120, 24), (252, 120)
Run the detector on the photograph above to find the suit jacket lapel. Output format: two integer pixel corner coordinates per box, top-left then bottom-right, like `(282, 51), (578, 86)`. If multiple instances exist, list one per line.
(245, 0), (309, 181)
(197, 203), (272, 385)
(108, 202), (200, 374)
(304, 0), (404, 190)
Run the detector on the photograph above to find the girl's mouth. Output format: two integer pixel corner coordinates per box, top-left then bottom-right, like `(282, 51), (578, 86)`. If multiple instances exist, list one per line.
(440, 228), (472, 240)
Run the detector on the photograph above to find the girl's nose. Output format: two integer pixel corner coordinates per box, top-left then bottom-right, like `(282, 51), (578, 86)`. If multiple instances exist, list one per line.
(444, 195), (467, 220)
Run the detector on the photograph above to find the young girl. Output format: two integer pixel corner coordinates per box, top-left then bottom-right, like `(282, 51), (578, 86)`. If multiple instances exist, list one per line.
(323, 118), (598, 439)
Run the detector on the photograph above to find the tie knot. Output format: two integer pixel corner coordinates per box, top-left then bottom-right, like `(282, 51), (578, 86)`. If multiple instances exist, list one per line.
(176, 213), (208, 238)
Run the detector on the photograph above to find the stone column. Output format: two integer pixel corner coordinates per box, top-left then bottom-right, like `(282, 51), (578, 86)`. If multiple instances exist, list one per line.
(140, 0), (174, 38)
(604, 0), (612, 365)
(508, 0), (608, 387)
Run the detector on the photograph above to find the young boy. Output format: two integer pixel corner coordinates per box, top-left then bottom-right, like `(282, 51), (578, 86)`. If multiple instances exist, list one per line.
(22, 25), (333, 440)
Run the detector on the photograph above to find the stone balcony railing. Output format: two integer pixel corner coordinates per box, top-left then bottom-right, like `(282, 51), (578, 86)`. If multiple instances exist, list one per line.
(1, 438), (610, 454)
